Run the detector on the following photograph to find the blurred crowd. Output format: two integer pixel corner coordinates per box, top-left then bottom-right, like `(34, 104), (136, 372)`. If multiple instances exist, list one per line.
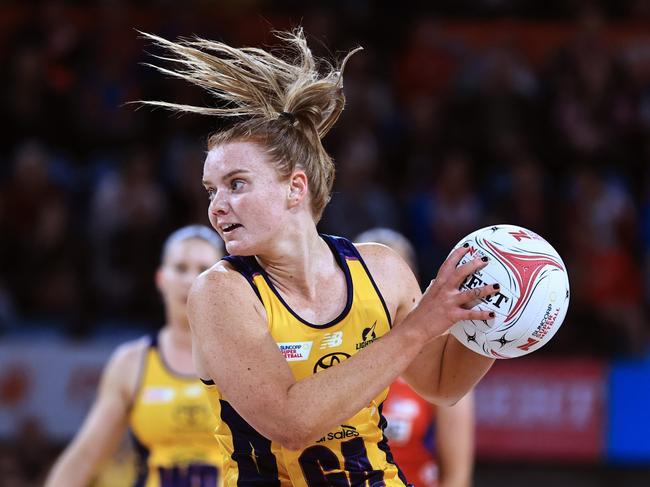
(1, 0), (650, 360)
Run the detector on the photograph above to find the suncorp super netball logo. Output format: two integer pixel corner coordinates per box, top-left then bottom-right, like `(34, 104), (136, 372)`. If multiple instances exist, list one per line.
(278, 341), (313, 361)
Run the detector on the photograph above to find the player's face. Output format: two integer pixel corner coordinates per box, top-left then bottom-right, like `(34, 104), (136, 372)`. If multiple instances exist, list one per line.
(158, 238), (221, 310)
(202, 140), (290, 255)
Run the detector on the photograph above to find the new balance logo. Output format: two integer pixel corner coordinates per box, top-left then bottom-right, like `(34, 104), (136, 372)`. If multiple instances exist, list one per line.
(320, 331), (343, 349)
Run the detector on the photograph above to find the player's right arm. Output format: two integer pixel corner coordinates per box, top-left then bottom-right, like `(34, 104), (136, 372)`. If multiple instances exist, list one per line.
(45, 338), (146, 487)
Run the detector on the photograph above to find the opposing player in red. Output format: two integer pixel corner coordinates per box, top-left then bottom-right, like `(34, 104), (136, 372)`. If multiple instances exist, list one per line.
(357, 228), (475, 487)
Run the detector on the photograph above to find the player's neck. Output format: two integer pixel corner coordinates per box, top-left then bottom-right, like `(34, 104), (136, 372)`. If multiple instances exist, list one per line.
(163, 319), (193, 351)
(159, 325), (195, 376)
(257, 228), (334, 300)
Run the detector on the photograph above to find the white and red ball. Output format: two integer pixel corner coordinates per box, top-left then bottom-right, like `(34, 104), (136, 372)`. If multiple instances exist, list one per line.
(449, 224), (570, 358)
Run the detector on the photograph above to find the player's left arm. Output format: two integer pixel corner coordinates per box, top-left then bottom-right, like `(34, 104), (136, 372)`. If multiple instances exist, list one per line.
(436, 392), (475, 487)
(357, 243), (494, 405)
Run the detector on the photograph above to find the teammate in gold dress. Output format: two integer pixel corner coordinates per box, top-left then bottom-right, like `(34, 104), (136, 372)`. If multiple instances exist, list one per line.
(46, 225), (224, 487)
(140, 29), (499, 486)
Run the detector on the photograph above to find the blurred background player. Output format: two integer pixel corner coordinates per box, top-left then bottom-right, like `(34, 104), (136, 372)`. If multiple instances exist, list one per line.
(356, 228), (475, 487)
(45, 225), (224, 487)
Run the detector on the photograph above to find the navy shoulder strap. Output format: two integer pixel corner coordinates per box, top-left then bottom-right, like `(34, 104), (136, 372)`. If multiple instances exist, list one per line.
(222, 255), (263, 301)
(320, 234), (362, 261)
(322, 233), (393, 327)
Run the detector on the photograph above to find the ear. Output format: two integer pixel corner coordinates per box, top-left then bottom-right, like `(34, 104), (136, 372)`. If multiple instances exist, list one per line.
(154, 268), (164, 293)
(287, 170), (309, 209)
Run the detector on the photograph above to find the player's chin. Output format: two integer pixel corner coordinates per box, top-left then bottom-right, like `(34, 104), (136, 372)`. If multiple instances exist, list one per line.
(223, 239), (255, 257)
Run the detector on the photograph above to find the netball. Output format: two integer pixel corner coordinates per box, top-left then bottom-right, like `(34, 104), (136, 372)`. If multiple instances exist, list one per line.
(450, 224), (570, 359)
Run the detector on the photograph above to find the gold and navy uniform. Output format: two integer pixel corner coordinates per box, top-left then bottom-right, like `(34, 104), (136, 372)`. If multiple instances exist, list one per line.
(201, 235), (409, 486)
(130, 334), (222, 487)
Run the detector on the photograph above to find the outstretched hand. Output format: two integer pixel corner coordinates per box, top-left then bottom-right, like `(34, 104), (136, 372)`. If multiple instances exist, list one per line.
(409, 244), (499, 342)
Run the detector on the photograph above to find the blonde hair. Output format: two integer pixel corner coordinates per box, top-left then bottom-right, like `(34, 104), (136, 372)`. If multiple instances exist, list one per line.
(139, 29), (361, 221)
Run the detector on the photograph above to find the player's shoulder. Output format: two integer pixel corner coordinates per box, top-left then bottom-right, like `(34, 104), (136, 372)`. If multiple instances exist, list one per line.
(354, 241), (398, 258)
(355, 242), (413, 278)
(189, 259), (265, 325)
(98, 336), (150, 399)
(191, 258), (256, 297)
(354, 241), (421, 309)
(108, 336), (150, 375)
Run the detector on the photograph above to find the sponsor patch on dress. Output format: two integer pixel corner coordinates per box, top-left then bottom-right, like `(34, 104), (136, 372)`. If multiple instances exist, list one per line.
(141, 387), (175, 403)
(278, 341), (313, 361)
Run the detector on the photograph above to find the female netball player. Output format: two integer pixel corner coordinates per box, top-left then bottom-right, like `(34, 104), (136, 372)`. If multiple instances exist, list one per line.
(140, 29), (498, 486)
(45, 226), (224, 487)
(356, 228), (475, 487)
